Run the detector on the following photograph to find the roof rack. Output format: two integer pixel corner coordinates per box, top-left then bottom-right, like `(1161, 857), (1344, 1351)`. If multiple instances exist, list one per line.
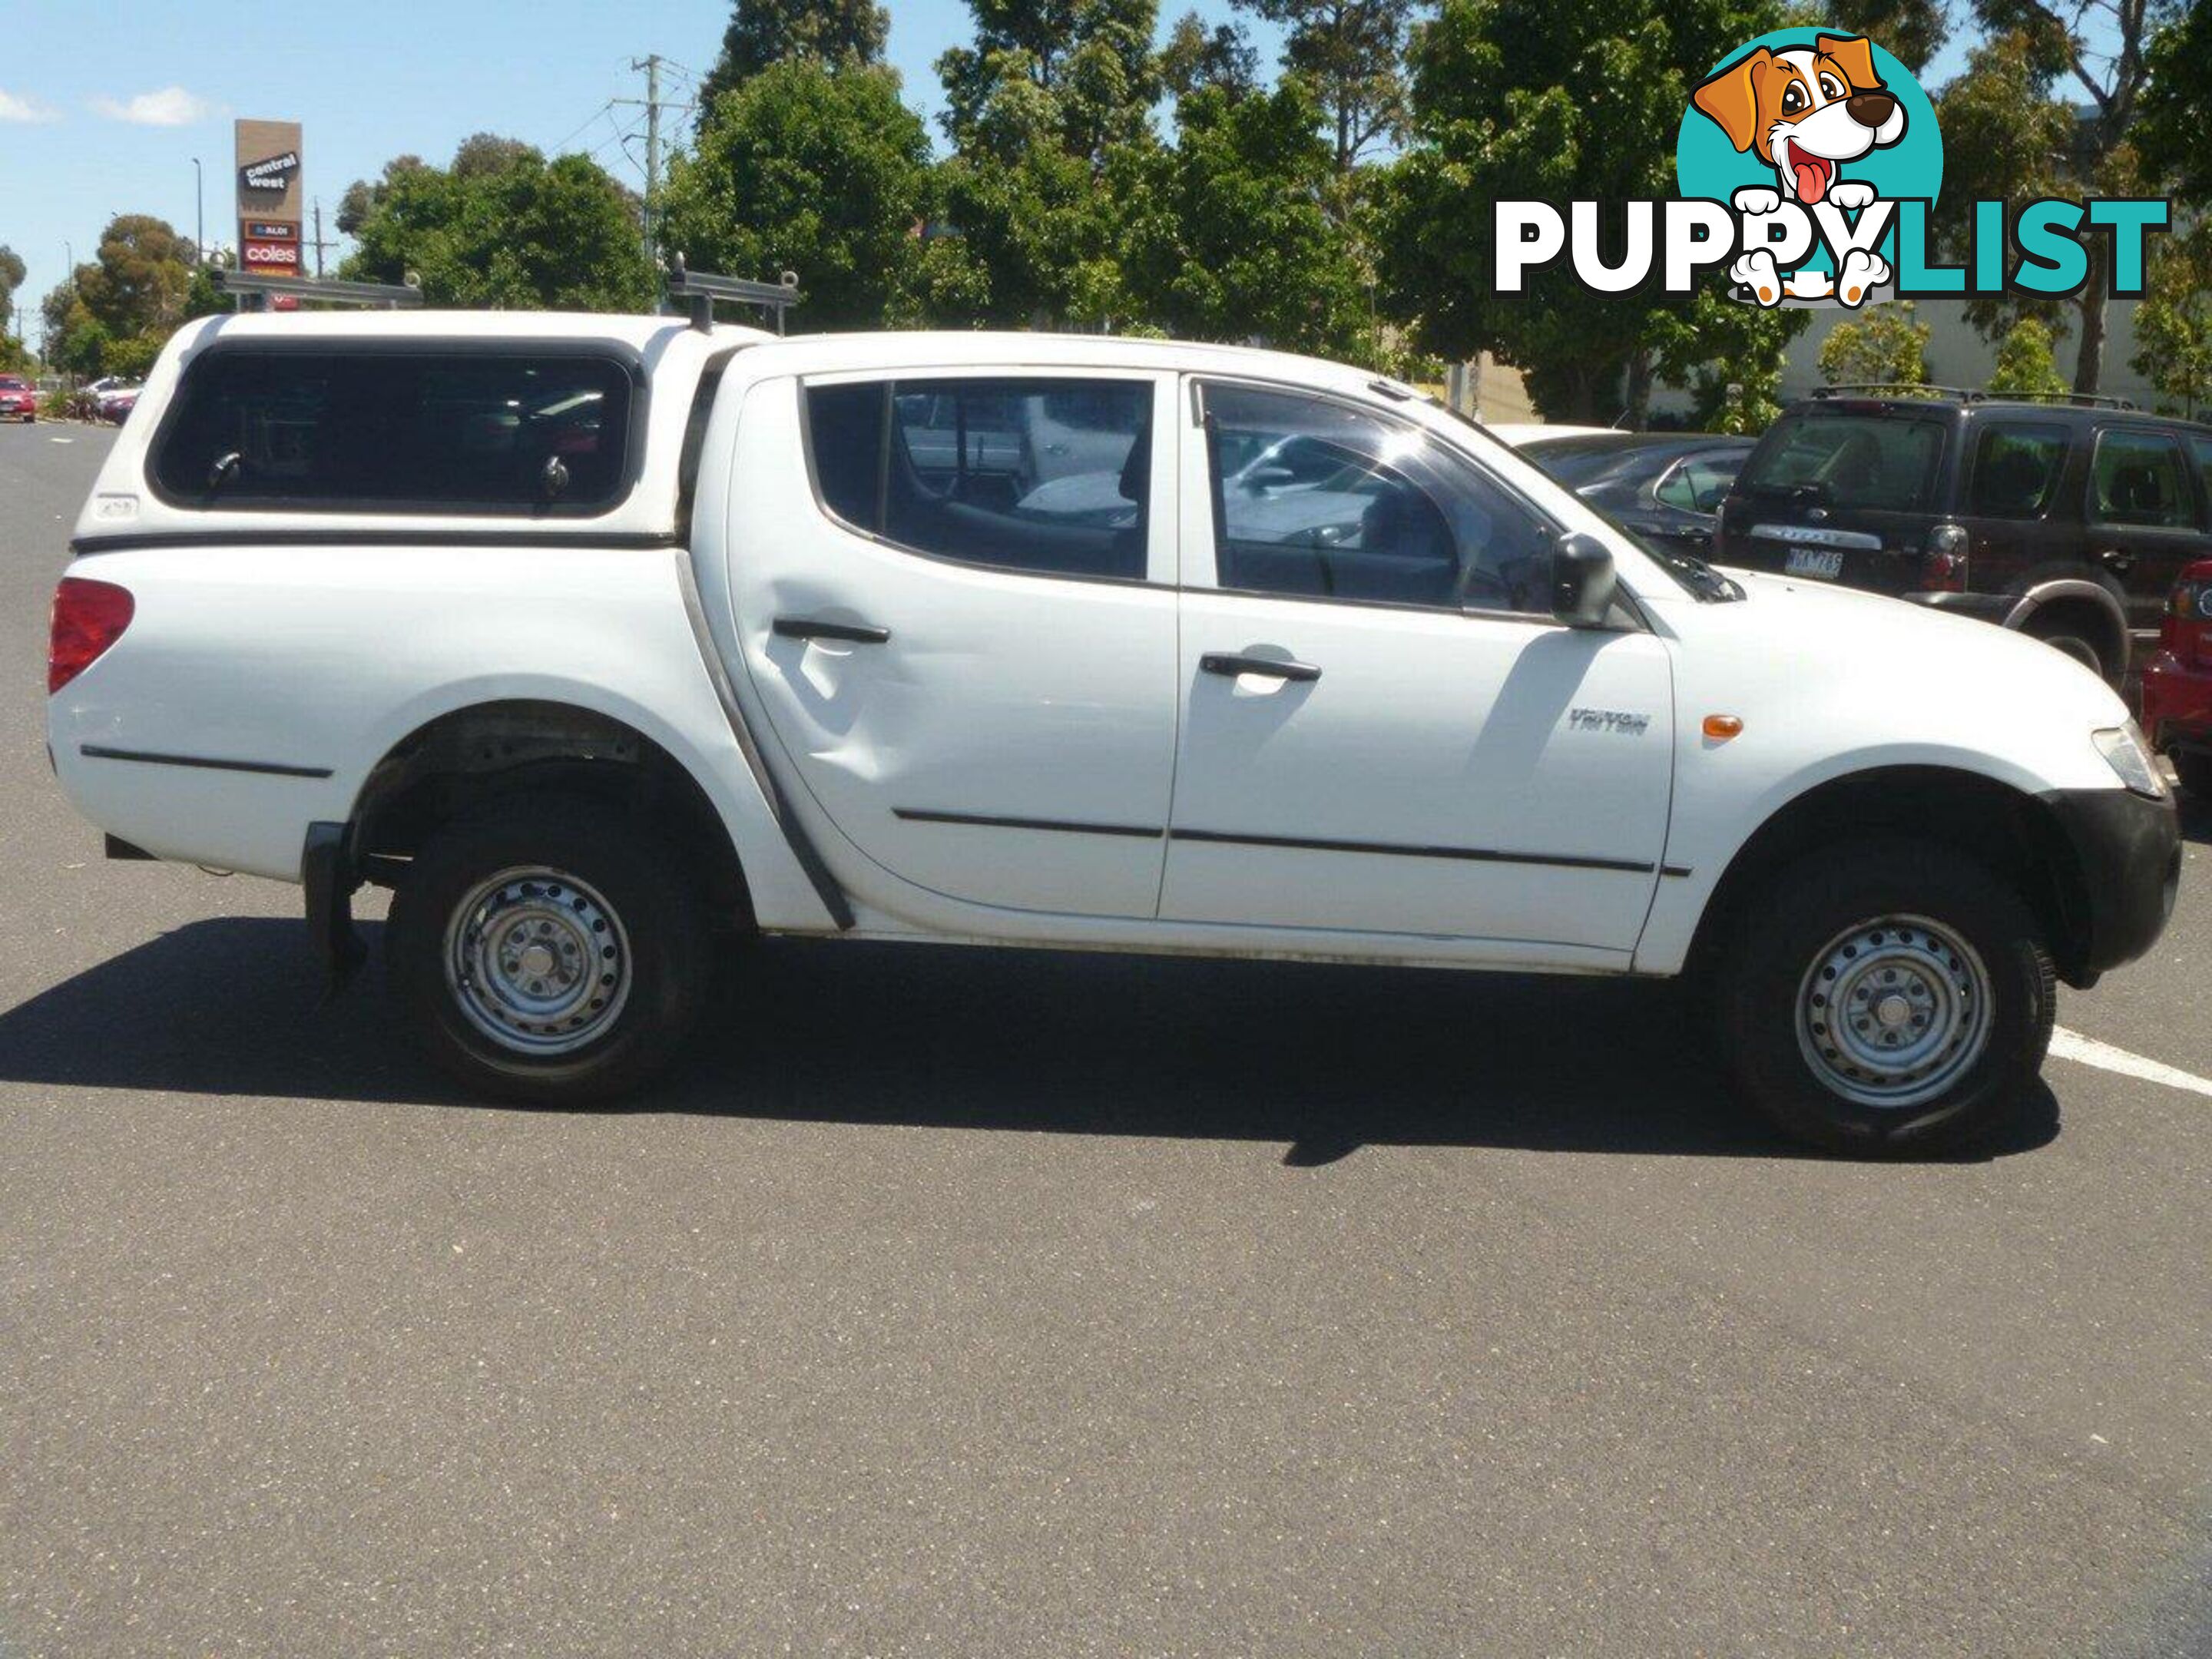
(665, 254), (801, 335)
(1810, 382), (2141, 412)
(1979, 389), (2138, 409)
(1811, 382), (1979, 401)
(214, 268), (424, 311)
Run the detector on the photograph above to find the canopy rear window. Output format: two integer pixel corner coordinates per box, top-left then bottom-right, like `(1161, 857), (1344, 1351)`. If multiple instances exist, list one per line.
(151, 347), (637, 514)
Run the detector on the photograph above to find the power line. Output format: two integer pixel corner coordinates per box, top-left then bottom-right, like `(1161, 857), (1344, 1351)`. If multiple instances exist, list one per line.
(548, 98), (615, 157)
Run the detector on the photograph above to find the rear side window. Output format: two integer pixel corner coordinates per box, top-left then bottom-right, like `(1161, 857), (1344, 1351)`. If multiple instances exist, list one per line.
(1968, 422), (2068, 518)
(2194, 436), (2212, 529)
(152, 349), (636, 513)
(803, 376), (1151, 582)
(1740, 412), (1947, 512)
(2091, 429), (2191, 528)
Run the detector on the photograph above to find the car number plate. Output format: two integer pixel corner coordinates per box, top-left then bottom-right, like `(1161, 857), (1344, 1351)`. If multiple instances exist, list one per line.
(1785, 548), (1845, 580)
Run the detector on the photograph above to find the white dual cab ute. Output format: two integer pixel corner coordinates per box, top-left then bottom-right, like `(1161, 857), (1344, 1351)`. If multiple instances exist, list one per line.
(47, 308), (2181, 1153)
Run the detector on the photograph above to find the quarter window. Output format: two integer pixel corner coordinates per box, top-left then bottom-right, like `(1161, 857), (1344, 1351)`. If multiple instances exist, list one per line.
(2091, 429), (2190, 528)
(1969, 422), (2068, 518)
(2191, 435), (2212, 529)
(803, 376), (1152, 582)
(1200, 382), (1553, 613)
(152, 349), (635, 512)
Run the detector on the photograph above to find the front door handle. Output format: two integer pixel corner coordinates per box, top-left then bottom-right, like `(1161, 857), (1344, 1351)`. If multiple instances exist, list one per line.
(1200, 651), (1321, 683)
(773, 616), (892, 644)
(2096, 548), (2134, 573)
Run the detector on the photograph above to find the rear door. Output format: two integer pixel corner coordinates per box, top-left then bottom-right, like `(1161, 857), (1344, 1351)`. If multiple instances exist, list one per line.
(2085, 426), (2212, 631)
(724, 368), (1181, 919)
(1954, 417), (2080, 593)
(1720, 406), (1952, 592)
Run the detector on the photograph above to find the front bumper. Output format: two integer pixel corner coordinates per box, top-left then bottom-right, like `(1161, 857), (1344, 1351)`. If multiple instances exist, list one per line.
(2041, 786), (2181, 980)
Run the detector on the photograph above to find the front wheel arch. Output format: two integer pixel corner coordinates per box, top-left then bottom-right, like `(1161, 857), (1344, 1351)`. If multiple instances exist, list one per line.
(1685, 766), (2093, 986)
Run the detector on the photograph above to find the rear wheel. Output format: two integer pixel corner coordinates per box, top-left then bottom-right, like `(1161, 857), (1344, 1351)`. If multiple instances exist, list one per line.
(387, 793), (714, 1104)
(1714, 839), (2055, 1154)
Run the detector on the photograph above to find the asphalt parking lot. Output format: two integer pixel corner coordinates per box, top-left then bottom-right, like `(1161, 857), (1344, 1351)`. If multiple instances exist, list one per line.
(4, 420), (2210, 1658)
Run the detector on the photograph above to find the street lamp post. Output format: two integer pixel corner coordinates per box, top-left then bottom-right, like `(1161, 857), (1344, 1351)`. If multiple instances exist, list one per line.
(192, 157), (204, 264)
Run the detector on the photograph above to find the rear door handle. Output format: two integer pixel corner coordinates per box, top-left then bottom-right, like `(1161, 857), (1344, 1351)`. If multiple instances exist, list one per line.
(1200, 652), (1321, 683)
(773, 617), (892, 644)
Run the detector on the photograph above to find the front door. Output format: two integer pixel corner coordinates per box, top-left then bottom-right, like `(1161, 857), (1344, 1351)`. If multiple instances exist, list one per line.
(1161, 379), (1675, 954)
(724, 369), (1180, 919)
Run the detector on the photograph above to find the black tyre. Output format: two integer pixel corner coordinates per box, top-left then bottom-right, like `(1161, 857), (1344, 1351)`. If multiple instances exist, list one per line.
(2174, 750), (2212, 800)
(1714, 839), (2055, 1155)
(2023, 617), (2116, 684)
(386, 793), (714, 1104)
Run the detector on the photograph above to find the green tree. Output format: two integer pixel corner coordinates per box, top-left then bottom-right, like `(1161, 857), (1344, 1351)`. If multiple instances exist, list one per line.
(933, 0), (1164, 326)
(661, 61), (937, 328)
(1816, 301), (1929, 385)
(75, 214), (195, 340)
(343, 139), (653, 311)
(1122, 80), (1378, 354)
(0, 244), (24, 310)
(2132, 226), (2212, 417)
(1823, 0), (1949, 71)
(1987, 315), (2068, 396)
(697, 0), (890, 117)
(1936, 0), (2179, 392)
(1161, 11), (1259, 100)
(1235, 0), (1414, 174)
(1377, 0), (1800, 424)
(2135, 1), (2212, 202)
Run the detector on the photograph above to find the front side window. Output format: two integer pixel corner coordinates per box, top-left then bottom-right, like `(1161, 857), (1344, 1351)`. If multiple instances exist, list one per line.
(152, 349), (635, 512)
(1200, 382), (1552, 613)
(2091, 429), (2190, 528)
(1969, 422), (2068, 518)
(2194, 436), (2212, 529)
(803, 376), (1151, 582)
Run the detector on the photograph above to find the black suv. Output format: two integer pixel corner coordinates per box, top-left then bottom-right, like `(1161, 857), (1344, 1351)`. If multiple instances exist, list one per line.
(1716, 386), (2212, 684)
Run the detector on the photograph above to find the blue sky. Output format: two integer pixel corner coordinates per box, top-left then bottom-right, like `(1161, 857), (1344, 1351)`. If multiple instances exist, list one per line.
(0, 0), (1277, 343)
(3, 2), (1999, 349)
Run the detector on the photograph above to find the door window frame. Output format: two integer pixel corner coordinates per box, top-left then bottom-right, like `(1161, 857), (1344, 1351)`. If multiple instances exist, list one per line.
(794, 366), (1178, 590)
(2087, 425), (2200, 533)
(1180, 373), (1627, 628)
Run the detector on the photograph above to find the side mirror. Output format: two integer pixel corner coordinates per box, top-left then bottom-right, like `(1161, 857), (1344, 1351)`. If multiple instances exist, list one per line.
(1551, 532), (1618, 628)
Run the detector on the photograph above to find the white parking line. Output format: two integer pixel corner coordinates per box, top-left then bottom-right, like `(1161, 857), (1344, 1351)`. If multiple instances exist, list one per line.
(47, 436), (71, 445)
(2050, 1027), (2212, 1098)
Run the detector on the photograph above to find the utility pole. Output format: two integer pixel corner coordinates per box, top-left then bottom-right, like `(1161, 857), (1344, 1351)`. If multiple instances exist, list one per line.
(192, 157), (204, 264)
(618, 55), (681, 278)
(309, 198), (336, 278)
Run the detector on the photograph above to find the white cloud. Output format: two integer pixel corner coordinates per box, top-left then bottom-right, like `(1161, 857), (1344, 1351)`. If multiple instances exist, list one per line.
(0, 89), (58, 123)
(89, 86), (219, 127)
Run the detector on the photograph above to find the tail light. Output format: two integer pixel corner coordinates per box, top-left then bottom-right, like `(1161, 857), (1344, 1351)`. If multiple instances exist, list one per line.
(2163, 575), (2212, 666)
(1919, 523), (1969, 593)
(48, 577), (135, 694)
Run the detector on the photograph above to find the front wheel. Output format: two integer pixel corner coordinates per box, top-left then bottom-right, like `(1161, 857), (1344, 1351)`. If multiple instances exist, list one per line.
(1714, 839), (2055, 1154)
(386, 793), (714, 1104)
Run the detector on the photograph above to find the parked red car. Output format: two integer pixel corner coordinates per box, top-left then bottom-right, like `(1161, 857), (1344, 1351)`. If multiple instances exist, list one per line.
(2140, 558), (2212, 797)
(0, 375), (35, 422)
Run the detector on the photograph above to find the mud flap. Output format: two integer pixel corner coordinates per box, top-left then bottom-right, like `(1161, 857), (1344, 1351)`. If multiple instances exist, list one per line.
(303, 820), (367, 1001)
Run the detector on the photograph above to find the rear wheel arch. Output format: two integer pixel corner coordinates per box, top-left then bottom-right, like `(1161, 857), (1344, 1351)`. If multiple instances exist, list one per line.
(1686, 766), (2094, 986)
(2004, 581), (2130, 681)
(349, 699), (752, 927)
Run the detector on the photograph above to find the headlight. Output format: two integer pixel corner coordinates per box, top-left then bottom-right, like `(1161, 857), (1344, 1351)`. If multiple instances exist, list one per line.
(2092, 723), (2167, 800)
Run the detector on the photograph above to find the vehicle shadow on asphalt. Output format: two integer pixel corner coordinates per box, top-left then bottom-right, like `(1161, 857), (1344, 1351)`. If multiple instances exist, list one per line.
(2178, 792), (2212, 847)
(0, 918), (2058, 1164)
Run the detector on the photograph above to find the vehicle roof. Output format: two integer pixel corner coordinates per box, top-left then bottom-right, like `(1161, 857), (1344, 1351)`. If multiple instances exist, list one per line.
(730, 329), (1407, 397)
(172, 310), (773, 354)
(1518, 431), (1753, 457)
(1782, 392), (2212, 436)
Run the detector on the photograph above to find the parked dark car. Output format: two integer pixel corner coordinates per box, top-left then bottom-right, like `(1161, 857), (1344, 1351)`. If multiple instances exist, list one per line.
(2140, 558), (2212, 796)
(1717, 386), (2212, 684)
(1516, 432), (1754, 559)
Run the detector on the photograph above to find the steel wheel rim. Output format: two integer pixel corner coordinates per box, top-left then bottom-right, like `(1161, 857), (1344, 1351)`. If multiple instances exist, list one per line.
(1794, 913), (1992, 1109)
(443, 866), (632, 1057)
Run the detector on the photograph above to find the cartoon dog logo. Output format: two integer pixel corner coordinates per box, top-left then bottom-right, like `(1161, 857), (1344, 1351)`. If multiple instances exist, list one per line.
(1691, 34), (1908, 307)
